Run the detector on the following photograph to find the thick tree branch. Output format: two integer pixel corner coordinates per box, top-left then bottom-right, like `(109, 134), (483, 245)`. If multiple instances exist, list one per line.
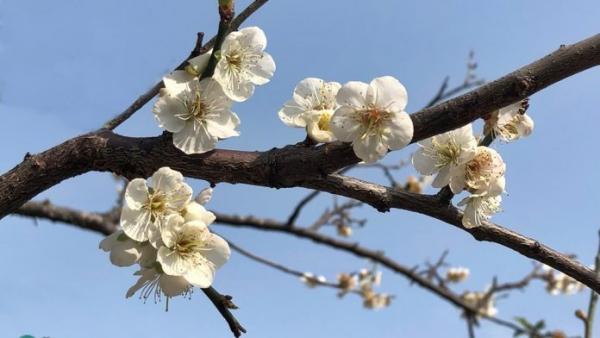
(3, 33), (598, 223)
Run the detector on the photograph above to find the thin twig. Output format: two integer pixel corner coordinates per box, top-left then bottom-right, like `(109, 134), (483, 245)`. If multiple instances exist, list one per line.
(201, 287), (246, 337)
(584, 230), (600, 338)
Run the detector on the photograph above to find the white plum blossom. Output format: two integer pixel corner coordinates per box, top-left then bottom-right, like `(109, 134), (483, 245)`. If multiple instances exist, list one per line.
(213, 26), (275, 102)
(458, 146), (506, 196)
(154, 74), (240, 154)
(459, 194), (502, 228)
(542, 265), (584, 295)
(300, 272), (326, 288)
(157, 214), (230, 288)
(487, 99), (534, 142)
(362, 291), (392, 310)
(278, 78), (341, 143)
(120, 167), (192, 242)
(412, 124), (477, 193)
(446, 267), (470, 283)
(184, 51), (212, 78)
(330, 76), (414, 163)
(336, 273), (358, 297)
(461, 291), (497, 317)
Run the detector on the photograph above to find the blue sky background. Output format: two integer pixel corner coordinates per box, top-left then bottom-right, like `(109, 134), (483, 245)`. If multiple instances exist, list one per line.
(1, 1), (599, 337)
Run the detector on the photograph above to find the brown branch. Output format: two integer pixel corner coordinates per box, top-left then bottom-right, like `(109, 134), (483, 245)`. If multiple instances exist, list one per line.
(14, 199), (519, 332)
(584, 231), (600, 338)
(4, 33), (598, 223)
(100, 0), (269, 131)
(303, 173), (600, 294)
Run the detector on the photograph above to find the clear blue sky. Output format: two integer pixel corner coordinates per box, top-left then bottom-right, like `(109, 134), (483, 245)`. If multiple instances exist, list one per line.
(1, 1), (599, 337)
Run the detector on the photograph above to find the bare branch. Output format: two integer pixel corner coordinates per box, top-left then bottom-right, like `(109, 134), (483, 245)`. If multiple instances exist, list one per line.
(201, 287), (246, 338)
(584, 231), (600, 338)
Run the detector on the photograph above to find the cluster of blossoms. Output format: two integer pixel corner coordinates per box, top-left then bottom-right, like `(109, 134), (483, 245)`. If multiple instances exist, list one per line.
(541, 265), (584, 295)
(279, 76), (414, 163)
(445, 266), (470, 283)
(100, 167), (230, 308)
(339, 268), (391, 310)
(154, 27), (275, 154)
(461, 290), (498, 318)
(412, 99), (534, 227)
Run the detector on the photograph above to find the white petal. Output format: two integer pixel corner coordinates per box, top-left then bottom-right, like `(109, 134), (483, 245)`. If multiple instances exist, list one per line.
(306, 119), (336, 143)
(173, 121), (218, 154)
(449, 165), (467, 194)
(330, 106), (363, 142)
(382, 111), (413, 150)
(195, 187), (213, 205)
(183, 263), (215, 288)
(336, 81), (369, 108)
(367, 76), (408, 111)
(161, 214), (185, 248)
(151, 167), (184, 193)
(183, 202), (216, 224)
(205, 111), (241, 139)
(294, 78), (325, 98)
(159, 274), (191, 297)
(238, 26), (267, 51)
(153, 95), (187, 133)
(126, 268), (157, 298)
(124, 178), (149, 210)
(99, 231), (121, 251)
(213, 63), (255, 102)
(120, 205), (152, 242)
(432, 166), (451, 188)
(162, 70), (194, 95)
(352, 134), (387, 163)
(203, 234), (231, 269)
(157, 247), (191, 276)
(248, 52), (275, 85)
(412, 148), (437, 175)
(109, 240), (142, 267)
(187, 51), (212, 75)
(278, 99), (308, 128)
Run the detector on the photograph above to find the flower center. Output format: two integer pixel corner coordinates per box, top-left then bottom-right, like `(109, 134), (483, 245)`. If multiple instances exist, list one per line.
(359, 106), (391, 134)
(431, 139), (461, 168)
(225, 52), (243, 71)
(317, 112), (332, 131)
(145, 188), (167, 221)
(174, 228), (210, 260)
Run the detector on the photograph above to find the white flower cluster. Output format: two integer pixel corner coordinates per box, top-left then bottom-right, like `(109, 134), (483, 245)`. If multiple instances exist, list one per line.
(154, 27), (275, 154)
(461, 290), (498, 317)
(100, 167), (230, 307)
(445, 266), (470, 283)
(412, 100), (534, 227)
(541, 265), (584, 295)
(279, 76), (414, 163)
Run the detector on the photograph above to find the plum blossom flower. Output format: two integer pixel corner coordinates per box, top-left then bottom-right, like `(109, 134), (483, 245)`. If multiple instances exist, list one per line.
(336, 273), (357, 297)
(459, 194), (502, 228)
(120, 167), (192, 242)
(542, 265), (584, 295)
(362, 289), (392, 310)
(446, 267), (470, 283)
(457, 146), (506, 196)
(157, 214), (230, 288)
(412, 124), (477, 192)
(461, 291), (497, 317)
(213, 26), (275, 102)
(330, 76), (414, 163)
(300, 272), (326, 288)
(278, 78), (341, 143)
(486, 99), (534, 142)
(153, 74), (240, 154)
